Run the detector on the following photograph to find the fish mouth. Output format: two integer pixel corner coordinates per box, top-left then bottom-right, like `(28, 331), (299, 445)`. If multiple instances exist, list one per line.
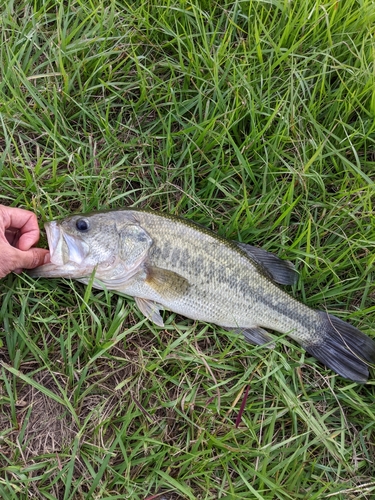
(29, 222), (90, 278)
(46, 221), (89, 266)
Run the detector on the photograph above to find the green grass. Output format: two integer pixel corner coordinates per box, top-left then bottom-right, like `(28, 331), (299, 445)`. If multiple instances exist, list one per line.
(1, 0), (375, 498)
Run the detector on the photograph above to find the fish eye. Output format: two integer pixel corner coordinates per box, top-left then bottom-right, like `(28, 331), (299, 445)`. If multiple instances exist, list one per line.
(76, 218), (89, 231)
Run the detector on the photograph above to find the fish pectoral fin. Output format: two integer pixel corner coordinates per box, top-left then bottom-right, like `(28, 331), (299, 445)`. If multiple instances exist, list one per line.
(227, 327), (275, 348)
(135, 297), (165, 327)
(235, 242), (298, 286)
(146, 266), (190, 300)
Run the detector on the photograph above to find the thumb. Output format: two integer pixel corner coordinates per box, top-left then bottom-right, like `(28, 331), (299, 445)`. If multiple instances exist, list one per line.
(15, 248), (50, 270)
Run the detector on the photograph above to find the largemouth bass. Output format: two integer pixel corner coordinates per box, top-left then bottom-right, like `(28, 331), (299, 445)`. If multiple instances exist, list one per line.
(29, 209), (375, 382)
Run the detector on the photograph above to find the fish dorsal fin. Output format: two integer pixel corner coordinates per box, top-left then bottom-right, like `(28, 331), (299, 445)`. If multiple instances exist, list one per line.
(146, 266), (190, 300)
(118, 225), (153, 269)
(235, 242), (298, 285)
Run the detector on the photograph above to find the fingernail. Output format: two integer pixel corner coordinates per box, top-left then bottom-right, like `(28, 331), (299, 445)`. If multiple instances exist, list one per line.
(43, 252), (50, 264)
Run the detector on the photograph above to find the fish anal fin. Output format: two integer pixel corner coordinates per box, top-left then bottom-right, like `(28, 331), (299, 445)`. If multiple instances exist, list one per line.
(146, 266), (190, 300)
(227, 326), (275, 348)
(235, 242), (298, 286)
(135, 297), (164, 327)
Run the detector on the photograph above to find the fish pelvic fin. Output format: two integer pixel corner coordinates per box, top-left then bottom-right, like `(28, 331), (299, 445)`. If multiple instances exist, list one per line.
(304, 312), (375, 383)
(135, 297), (164, 327)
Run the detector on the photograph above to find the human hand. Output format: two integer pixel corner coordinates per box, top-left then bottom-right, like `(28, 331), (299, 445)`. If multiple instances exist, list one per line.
(0, 205), (50, 278)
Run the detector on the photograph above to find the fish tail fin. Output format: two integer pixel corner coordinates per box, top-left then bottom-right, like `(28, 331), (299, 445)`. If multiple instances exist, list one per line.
(304, 312), (375, 383)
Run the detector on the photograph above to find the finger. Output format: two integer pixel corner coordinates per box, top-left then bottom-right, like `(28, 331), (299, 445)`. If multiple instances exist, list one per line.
(0, 205), (41, 250)
(13, 248), (50, 271)
(18, 231), (43, 251)
(8, 251), (50, 275)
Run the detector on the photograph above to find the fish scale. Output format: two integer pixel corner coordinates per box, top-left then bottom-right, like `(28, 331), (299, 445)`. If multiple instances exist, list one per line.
(136, 211), (317, 335)
(29, 209), (375, 383)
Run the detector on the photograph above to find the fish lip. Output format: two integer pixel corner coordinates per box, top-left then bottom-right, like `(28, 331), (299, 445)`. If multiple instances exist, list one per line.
(45, 221), (63, 264)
